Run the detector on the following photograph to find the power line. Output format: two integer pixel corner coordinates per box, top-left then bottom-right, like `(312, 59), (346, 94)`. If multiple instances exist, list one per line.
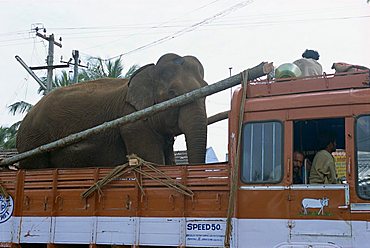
(0, 30), (30, 37)
(1, 13), (369, 45)
(0, 40), (42, 48)
(25, 3), (362, 35)
(208, 14), (370, 27)
(1, 14), (368, 49)
(80, 0), (225, 53)
(99, 0), (254, 61)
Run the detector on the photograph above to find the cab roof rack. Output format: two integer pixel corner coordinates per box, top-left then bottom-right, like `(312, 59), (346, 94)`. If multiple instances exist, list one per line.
(247, 70), (370, 98)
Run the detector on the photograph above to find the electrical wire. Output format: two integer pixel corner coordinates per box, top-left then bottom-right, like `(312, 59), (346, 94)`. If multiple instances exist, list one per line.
(97, 0), (254, 61)
(0, 2), (367, 48)
(11, 3), (360, 37)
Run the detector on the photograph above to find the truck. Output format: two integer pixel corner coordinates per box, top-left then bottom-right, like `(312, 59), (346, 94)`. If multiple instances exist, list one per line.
(0, 69), (369, 248)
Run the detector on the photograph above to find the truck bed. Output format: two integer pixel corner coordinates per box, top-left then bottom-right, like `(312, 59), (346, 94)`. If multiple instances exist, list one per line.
(1, 162), (230, 218)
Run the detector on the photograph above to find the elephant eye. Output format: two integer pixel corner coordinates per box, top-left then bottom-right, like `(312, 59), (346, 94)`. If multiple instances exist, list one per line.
(168, 89), (177, 97)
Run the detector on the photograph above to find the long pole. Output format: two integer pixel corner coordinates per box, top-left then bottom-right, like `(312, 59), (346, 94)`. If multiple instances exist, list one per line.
(0, 62), (273, 167)
(36, 32), (62, 93)
(46, 34), (55, 93)
(72, 50), (79, 83)
(15, 56), (47, 91)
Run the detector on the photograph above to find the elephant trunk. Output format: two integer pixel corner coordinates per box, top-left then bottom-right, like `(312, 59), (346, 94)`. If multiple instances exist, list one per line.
(178, 100), (207, 164)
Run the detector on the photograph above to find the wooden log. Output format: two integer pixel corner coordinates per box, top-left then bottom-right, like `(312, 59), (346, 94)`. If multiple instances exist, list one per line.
(0, 62), (273, 167)
(207, 110), (229, 125)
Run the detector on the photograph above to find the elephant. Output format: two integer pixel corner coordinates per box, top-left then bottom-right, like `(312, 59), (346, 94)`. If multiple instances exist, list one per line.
(16, 53), (208, 169)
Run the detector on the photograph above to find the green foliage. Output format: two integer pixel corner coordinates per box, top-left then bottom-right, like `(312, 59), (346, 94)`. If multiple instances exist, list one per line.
(79, 56), (139, 81)
(38, 70), (77, 95)
(11, 57), (139, 115)
(8, 101), (33, 115)
(0, 122), (20, 149)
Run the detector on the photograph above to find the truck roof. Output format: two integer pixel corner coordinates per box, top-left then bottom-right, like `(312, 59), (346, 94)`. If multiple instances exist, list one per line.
(247, 71), (369, 98)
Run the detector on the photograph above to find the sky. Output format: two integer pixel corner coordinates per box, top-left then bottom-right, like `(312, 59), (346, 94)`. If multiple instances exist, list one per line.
(0, 0), (369, 160)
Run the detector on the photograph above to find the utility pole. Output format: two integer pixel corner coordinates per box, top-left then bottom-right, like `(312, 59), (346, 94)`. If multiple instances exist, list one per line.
(60, 50), (87, 84)
(47, 34), (55, 92)
(35, 31), (63, 94)
(16, 27), (73, 96)
(72, 50), (79, 83)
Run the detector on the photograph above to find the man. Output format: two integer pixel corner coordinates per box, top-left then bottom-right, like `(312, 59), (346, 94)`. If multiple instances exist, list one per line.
(293, 151), (309, 184)
(293, 49), (323, 77)
(309, 132), (337, 184)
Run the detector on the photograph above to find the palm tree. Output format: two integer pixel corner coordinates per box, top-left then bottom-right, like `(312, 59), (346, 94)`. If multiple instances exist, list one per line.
(0, 127), (9, 149)
(8, 101), (33, 116)
(4, 57), (138, 149)
(10, 57), (138, 115)
(8, 71), (75, 115)
(79, 56), (139, 81)
(0, 122), (20, 149)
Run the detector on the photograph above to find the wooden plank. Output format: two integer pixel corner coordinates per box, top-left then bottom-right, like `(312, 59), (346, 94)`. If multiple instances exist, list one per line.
(0, 171), (17, 177)
(186, 163), (228, 169)
(56, 181), (96, 188)
(23, 175), (54, 181)
(185, 190), (229, 217)
(53, 190), (93, 216)
(22, 190), (53, 215)
(24, 170), (54, 176)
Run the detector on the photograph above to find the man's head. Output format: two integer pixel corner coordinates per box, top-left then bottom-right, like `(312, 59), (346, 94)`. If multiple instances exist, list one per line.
(293, 151), (304, 168)
(302, 49), (320, 60)
(318, 131), (337, 153)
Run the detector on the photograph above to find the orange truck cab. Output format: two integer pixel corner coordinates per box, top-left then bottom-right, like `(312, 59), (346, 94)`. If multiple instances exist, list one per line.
(0, 70), (369, 248)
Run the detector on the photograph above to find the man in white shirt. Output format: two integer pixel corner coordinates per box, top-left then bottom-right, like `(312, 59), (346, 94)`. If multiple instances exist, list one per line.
(293, 49), (323, 77)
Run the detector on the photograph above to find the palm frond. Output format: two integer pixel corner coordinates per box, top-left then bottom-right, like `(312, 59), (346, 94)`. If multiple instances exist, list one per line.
(9, 121), (22, 131)
(8, 101), (33, 115)
(0, 125), (18, 149)
(54, 71), (72, 87)
(107, 56), (124, 78)
(124, 64), (140, 79)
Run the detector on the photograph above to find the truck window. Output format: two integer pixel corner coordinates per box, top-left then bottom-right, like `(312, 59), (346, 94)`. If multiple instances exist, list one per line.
(356, 115), (370, 199)
(293, 118), (345, 184)
(241, 121), (283, 183)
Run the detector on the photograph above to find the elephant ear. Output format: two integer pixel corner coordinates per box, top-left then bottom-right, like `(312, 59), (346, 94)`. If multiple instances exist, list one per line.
(183, 55), (206, 85)
(127, 64), (155, 110)
(156, 53), (183, 65)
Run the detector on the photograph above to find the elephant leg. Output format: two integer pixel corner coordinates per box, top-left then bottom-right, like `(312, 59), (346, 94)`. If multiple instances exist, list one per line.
(121, 124), (166, 165)
(163, 135), (175, 165)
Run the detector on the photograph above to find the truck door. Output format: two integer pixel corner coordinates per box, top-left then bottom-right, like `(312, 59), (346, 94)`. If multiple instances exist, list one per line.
(236, 120), (291, 247)
(349, 115), (370, 244)
(288, 117), (352, 244)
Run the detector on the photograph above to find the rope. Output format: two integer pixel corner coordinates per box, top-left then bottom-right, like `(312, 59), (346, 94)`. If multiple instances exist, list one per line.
(81, 154), (193, 199)
(224, 70), (248, 248)
(0, 183), (8, 198)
